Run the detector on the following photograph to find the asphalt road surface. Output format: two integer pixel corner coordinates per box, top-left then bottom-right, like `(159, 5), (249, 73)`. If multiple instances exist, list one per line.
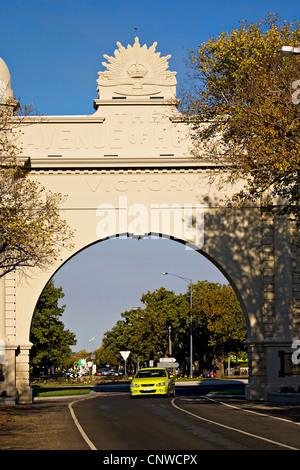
(1, 381), (300, 455)
(69, 382), (300, 451)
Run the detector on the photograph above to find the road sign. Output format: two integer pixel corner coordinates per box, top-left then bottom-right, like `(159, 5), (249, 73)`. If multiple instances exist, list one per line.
(120, 351), (130, 360)
(157, 362), (179, 368)
(160, 357), (176, 363)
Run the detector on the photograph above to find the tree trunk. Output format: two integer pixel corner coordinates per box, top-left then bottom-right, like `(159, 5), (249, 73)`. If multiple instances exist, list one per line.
(215, 357), (224, 378)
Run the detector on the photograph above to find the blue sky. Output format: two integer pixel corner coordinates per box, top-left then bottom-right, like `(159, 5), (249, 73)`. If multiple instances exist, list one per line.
(2, 0), (298, 116)
(1, 1), (299, 353)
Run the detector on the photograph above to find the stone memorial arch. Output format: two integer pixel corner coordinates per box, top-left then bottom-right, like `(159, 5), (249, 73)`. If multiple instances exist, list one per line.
(0, 38), (299, 404)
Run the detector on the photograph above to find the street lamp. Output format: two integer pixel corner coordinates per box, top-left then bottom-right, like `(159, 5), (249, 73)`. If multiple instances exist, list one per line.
(162, 272), (193, 378)
(279, 45), (300, 56)
(89, 335), (97, 375)
(89, 335), (97, 356)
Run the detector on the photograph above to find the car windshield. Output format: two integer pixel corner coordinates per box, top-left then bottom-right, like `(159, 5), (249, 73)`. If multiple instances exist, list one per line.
(136, 369), (167, 378)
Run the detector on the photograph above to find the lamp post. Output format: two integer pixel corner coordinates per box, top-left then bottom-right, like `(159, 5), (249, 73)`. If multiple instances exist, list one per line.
(89, 335), (97, 358)
(162, 272), (193, 378)
(89, 335), (97, 375)
(279, 46), (300, 56)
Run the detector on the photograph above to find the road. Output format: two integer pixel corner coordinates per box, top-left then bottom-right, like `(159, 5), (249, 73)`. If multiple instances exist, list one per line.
(69, 381), (300, 452)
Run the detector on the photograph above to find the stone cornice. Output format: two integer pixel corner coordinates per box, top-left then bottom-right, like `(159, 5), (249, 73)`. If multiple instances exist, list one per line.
(19, 115), (106, 124)
(22, 155), (217, 170)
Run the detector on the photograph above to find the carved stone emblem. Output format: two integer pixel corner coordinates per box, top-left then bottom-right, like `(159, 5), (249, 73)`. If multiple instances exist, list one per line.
(97, 37), (177, 99)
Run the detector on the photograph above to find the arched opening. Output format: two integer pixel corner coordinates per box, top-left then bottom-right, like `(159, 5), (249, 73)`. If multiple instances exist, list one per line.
(29, 234), (248, 380)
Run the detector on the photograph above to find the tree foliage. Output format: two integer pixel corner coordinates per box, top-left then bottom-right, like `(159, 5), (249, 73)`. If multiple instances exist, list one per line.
(98, 282), (247, 374)
(0, 99), (74, 278)
(30, 279), (77, 374)
(191, 282), (246, 374)
(180, 14), (300, 224)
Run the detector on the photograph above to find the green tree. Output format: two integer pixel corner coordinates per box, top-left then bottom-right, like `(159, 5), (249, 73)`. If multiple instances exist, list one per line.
(99, 289), (190, 372)
(191, 281), (247, 376)
(30, 279), (77, 375)
(139, 288), (189, 363)
(181, 14), (300, 225)
(98, 320), (128, 369)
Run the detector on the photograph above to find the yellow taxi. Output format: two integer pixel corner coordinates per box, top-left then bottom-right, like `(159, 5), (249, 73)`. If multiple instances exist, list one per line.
(130, 367), (175, 398)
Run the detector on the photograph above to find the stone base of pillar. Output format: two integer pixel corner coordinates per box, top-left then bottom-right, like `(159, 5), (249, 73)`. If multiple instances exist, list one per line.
(15, 342), (33, 403)
(245, 383), (265, 401)
(17, 385), (33, 404)
(0, 394), (18, 405)
(0, 341), (33, 404)
(245, 338), (300, 401)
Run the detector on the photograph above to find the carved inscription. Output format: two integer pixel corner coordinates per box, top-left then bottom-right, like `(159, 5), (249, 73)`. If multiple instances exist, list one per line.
(21, 111), (189, 155)
(85, 175), (202, 193)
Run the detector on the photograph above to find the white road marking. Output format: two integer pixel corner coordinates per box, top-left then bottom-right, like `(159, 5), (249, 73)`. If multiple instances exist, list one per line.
(203, 395), (300, 426)
(68, 392), (98, 450)
(68, 391), (129, 450)
(171, 398), (299, 450)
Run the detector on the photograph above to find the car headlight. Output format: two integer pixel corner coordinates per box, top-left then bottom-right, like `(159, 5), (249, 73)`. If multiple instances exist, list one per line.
(156, 382), (166, 387)
(130, 383), (140, 388)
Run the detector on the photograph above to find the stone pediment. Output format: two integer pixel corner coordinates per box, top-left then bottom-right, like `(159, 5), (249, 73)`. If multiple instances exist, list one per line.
(96, 37), (177, 102)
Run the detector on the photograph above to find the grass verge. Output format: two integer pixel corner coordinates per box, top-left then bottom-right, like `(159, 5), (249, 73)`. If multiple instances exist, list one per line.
(32, 386), (92, 398)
